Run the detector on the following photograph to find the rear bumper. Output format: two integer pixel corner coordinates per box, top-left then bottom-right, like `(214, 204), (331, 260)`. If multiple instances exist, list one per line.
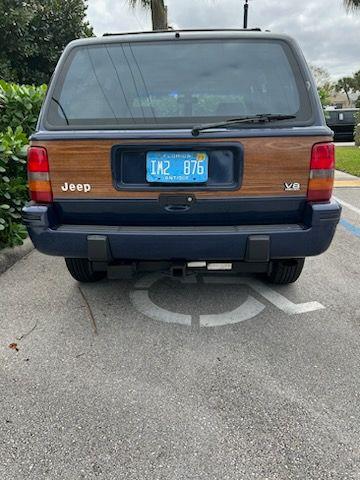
(22, 200), (341, 261)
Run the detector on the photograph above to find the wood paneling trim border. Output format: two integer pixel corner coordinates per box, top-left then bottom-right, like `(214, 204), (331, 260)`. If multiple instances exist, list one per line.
(31, 136), (332, 199)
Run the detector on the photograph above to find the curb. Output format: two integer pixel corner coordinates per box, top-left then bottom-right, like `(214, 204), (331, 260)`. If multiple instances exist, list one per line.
(0, 238), (34, 275)
(335, 169), (359, 181)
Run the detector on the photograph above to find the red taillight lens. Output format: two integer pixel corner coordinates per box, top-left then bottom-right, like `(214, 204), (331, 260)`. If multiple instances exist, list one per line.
(310, 143), (335, 170)
(28, 146), (49, 172)
(307, 142), (335, 202)
(27, 147), (53, 203)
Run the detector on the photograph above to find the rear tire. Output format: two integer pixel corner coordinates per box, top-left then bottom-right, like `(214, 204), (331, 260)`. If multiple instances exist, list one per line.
(65, 258), (106, 283)
(267, 258), (305, 285)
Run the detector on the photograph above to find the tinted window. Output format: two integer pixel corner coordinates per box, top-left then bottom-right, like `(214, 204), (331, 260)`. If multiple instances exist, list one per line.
(47, 39), (312, 129)
(325, 110), (358, 124)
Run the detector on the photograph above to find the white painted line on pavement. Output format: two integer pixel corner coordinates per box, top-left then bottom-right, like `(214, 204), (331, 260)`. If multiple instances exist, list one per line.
(333, 196), (360, 216)
(130, 274), (325, 327)
(200, 296), (265, 327)
(130, 289), (192, 326)
(134, 272), (163, 289)
(247, 279), (325, 315)
(204, 277), (325, 314)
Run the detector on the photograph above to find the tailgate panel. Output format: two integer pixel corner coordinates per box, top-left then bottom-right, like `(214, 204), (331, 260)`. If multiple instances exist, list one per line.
(34, 136), (330, 199)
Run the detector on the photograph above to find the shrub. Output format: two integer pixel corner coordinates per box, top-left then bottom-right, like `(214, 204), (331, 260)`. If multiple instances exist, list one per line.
(0, 127), (28, 248)
(0, 81), (46, 249)
(0, 80), (47, 136)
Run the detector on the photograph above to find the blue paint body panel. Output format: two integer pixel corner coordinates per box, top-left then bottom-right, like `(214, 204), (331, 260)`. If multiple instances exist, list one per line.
(51, 197), (306, 227)
(22, 200), (341, 261)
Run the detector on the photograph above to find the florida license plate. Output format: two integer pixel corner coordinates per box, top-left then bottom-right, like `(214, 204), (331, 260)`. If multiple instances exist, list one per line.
(146, 151), (208, 183)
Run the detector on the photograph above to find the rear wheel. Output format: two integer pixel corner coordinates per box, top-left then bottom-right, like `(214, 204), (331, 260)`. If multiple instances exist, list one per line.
(65, 258), (106, 283)
(267, 258), (305, 285)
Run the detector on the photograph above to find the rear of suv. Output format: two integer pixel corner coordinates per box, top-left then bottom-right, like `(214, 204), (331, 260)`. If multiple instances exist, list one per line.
(22, 30), (341, 284)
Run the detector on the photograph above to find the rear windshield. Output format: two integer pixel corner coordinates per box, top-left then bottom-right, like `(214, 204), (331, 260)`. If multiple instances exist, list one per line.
(46, 39), (313, 129)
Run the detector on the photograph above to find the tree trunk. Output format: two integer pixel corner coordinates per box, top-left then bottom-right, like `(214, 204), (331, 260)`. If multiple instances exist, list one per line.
(150, 0), (167, 30)
(344, 86), (351, 106)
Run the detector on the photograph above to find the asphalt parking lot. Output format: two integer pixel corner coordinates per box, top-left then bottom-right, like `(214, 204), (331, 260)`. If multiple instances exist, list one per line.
(1, 184), (359, 480)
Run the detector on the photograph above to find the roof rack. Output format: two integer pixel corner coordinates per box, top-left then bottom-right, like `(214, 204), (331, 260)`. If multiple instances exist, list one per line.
(102, 28), (262, 37)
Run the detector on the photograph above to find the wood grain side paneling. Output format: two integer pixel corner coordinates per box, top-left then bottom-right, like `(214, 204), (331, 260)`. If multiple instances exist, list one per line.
(31, 136), (332, 199)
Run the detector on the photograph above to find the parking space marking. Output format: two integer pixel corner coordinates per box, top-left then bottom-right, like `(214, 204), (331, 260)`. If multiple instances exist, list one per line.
(204, 277), (325, 314)
(134, 273), (164, 289)
(200, 296), (265, 327)
(333, 196), (360, 216)
(339, 219), (360, 238)
(130, 273), (325, 327)
(130, 289), (192, 326)
(247, 279), (325, 314)
(334, 180), (360, 188)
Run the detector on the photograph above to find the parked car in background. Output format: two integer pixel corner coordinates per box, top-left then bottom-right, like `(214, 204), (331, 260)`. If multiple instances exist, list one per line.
(325, 108), (359, 142)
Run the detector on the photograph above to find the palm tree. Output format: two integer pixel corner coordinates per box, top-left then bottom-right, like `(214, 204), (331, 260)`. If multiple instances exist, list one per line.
(130, 0), (358, 31)
(130, 0), (168, 30)
(336, 77), (352, 105)
(343, 0), (360, 10)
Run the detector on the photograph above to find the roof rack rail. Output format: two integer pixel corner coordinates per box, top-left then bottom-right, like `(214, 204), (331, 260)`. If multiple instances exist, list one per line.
(102, 28), (262, 37)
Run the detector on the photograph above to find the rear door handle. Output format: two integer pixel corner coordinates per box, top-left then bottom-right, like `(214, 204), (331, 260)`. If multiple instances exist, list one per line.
(159, 194), (196, 213)
(165, 204), (191, 212)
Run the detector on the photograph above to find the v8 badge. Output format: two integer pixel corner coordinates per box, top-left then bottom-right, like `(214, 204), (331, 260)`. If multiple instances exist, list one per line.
(284, 182), (301, 191)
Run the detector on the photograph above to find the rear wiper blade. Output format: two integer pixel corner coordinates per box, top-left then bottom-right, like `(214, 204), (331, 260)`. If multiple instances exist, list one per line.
(51, 97), (69, 126)
(191, 114), (297, 136)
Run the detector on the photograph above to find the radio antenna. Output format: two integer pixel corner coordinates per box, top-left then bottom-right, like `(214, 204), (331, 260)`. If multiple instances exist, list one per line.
(243, 0), (249, 29)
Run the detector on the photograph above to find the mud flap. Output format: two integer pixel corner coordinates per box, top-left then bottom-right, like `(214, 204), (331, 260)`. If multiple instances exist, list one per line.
(245, 235), (270, 262)
(87, 235), (111, 262)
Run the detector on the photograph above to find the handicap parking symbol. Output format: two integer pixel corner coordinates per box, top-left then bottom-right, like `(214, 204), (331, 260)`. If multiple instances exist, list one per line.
(130, 273), (325, 327)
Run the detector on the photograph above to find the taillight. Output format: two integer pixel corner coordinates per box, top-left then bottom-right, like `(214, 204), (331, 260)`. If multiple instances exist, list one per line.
(27, 147), (53, 203)
(307, 142), (335, 202)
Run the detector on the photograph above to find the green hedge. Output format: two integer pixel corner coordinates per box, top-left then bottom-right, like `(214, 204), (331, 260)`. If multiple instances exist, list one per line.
(0, 81), (47, 249)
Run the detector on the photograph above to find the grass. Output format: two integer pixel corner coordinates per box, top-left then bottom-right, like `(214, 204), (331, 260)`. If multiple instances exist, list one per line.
(335, 146), (360, 177)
